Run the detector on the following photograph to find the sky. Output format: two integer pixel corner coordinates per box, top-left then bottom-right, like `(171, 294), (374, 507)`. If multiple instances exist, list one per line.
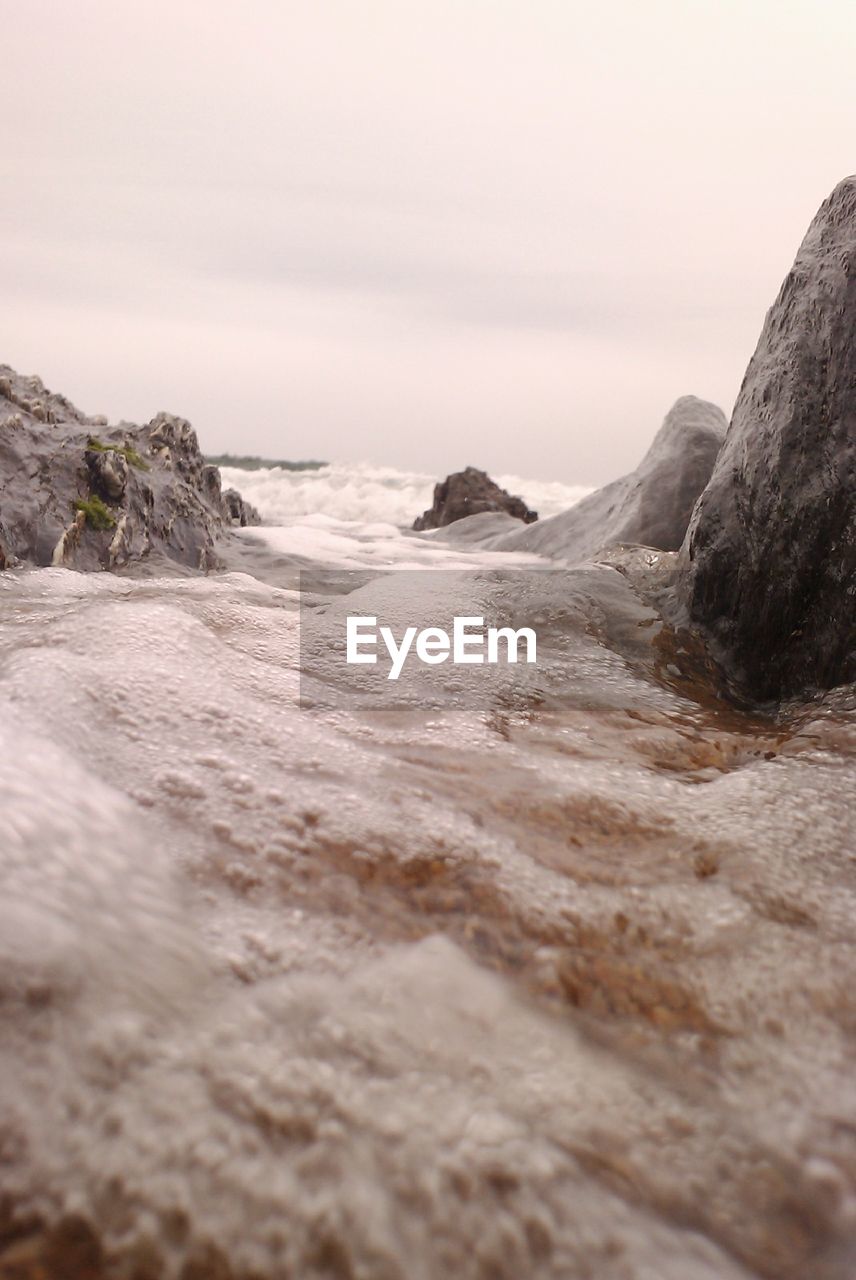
(1, 0), (854, 485)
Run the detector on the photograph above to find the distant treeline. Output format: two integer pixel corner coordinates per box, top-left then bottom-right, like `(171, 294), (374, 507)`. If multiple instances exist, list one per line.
(206, 454), (327, 472)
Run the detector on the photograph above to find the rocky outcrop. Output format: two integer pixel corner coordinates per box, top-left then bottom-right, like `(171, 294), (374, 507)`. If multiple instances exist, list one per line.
(485, 396), (726, 561)
(413, 466), (538, 531)
(223, 487), (262, 527)
(0, 365), (260, 573)
(680, 178), (856, 700)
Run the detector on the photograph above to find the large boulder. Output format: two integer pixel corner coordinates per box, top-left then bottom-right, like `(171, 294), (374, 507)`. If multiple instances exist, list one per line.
(413, 466), (538, 530)
(680, 178), (856, 700)
(0, 365), (260, 573)
(488, 396), (726, 562)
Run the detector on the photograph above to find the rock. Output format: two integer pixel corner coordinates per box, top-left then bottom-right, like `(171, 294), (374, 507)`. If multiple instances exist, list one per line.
(427, 510), (525, 545)
(222, 487), (262, 527)
(0, 364), (261, 574)
(680, 178), (856, 700)
(201, 464), (224, 508)
(487, 396), (726, 562)
(86, 445), (129, 501)
(413, 466), (537, 530)
(0, 508), (11, 570)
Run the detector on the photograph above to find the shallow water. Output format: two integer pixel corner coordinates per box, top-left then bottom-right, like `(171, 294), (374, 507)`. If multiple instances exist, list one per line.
(1, 519), (855, 1280)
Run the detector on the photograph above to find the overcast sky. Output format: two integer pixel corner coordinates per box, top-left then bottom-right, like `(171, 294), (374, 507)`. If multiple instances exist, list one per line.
(1, 1), (854, 483)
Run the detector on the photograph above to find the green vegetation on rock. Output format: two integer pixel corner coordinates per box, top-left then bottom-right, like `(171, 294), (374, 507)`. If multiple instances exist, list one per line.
(73, 495), (117, 530)
(87, 437), (150, 471)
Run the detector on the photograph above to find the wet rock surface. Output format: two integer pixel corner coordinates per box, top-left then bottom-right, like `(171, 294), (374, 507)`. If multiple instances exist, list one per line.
(0, 365), (259, 574)
(484, 396), (726, 562)
(413, 466), (538, 530)
(681, 179), (856, 700)
(1, 551), (855, 1280)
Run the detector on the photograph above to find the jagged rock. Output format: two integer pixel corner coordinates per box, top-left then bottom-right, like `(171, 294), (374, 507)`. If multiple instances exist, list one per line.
(0, 365), (260, 574)
(680, 178), (856, 700)
(223, 487), (262, 527)
(485, 396), (726, 562)
(202, 464), (225, 508)
(87, 445), (129, 501)
(413, 466), (538, 530)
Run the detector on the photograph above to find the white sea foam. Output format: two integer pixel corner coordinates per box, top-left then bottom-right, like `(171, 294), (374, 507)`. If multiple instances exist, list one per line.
(239, 512), (540, 570)
(219, 460), (591, 527)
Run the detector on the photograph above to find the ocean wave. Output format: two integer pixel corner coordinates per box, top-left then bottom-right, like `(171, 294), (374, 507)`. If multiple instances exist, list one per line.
(219, 460), (591, 527)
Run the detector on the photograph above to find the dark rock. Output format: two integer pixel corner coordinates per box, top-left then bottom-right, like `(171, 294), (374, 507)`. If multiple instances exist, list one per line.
(0, 364), (261, 574)
(201, 463), (224, 507)
(86, 446), (129, 501)
(222, 487), (262, 527)
(43, 1213), (103, 1279)
(0, 509), (11, 570)
(413, 466), (537, 530)
(680, 178), (856, 700)
(489, 396), (726, 562)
